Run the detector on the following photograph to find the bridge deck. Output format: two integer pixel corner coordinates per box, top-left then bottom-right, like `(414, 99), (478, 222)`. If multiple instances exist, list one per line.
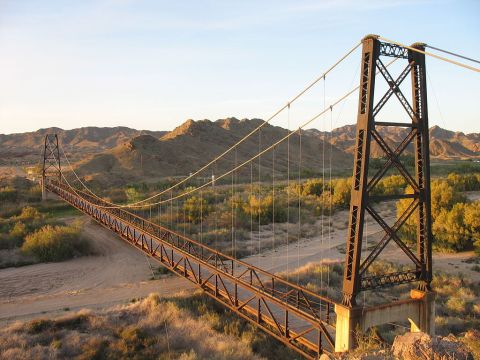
(47, 180), (339, 358)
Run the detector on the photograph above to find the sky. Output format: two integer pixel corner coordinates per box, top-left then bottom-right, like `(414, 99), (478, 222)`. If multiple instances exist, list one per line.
(0, 0), (478, 135)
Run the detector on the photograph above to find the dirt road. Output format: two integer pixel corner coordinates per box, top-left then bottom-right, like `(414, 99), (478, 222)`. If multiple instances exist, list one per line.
(245, 206), (480, 280)
(0, 218), (194, 325)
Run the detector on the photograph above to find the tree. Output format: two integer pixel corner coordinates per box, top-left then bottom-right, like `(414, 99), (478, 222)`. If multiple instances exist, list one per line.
(125, 187), (143, 203)
(242, 195), (286, 225)
(332, 178), (351, 207)
(183, 196), (209, 224)
(373, 175), (406, 196)
(430, 180), (465, 218)
(433, 202), (480, 251)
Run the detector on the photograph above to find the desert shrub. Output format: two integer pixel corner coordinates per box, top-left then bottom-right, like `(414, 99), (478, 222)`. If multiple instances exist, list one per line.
(27, 319), (54, 334)
(287, 179), (324, 197)
(183, 196), (210, 224)
(0, 222), (27, 249)
(354, 326), (384, 353)
(371, 175), (407, 196)
(242, 194), (287, 225)
(76, 339), (110, 360)
(155, 266), (171, 276)
(21, 224), (91, 262)
(0, 177), (42, 207)
(430, 180), (467, 217)
(117, 325), (150, 354)
(432, 271), (480, 335)
(302, 179), (324, 196)
(433, 202), (480, 251)
(462, 330), (480, 360)
(397, 180), (466, 225)
(200, 228), (230, 247)
(397, 178), (477, 251)
(447, 173), (480, 192)
(125, 186), (143, 203)
(105, 188), (128, 203)
(0, 186), (18, 202)
(15, 206), (42, 221)
(331, 178), (351, 207)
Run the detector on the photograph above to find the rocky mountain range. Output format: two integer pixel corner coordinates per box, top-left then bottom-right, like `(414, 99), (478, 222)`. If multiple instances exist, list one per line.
(306, 124), (479, 159)
(1, 119), (478, 184)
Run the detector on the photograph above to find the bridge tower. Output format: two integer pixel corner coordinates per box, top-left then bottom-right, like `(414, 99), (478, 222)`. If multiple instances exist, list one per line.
(335, 35), (435, 351)
(41, 134), (61, 200)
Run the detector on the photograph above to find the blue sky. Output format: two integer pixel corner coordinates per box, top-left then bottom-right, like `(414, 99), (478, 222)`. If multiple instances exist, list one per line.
(0, 0), (478, 134)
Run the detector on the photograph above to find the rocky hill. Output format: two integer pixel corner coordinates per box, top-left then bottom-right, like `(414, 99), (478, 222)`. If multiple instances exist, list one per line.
(0, 126), (166, 165)
(74, 118), (351, 185)
(1, 120), (478, 183)
(307, 124), (480, 159)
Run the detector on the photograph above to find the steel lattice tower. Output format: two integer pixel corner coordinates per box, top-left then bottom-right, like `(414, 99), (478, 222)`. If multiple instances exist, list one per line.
(41, 134), (61, 200)
(341, 35), (433, 307)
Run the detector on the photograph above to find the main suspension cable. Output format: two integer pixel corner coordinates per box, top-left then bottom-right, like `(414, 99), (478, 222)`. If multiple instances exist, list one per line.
(425, 44), (480, 65)
(58, 42), (362, 209)
(378, 36), (480, 73)
(103, 83), (360, 207)
(64, 58), (397, 210)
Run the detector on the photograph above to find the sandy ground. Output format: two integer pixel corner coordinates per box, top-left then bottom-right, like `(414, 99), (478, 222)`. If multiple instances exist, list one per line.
(0, 218), (194, 325)
(1, 196), (478, 325)
(244, 202), (480, 281)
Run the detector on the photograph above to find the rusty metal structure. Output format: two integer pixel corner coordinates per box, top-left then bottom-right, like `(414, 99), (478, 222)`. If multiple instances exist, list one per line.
(341, 35), (432, 307)
(45, 180), (337, 358)
(40, 35), (438, 359)
(42, 134), (61, 182)
(41, 134), (61, 200)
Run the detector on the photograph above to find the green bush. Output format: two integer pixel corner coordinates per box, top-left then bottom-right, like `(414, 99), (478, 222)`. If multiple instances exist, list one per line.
(16, 206), (42, 221)
(183, 196), (210, 223)
(21, 224), (91, 262)
(433, 202), (480, 251)
(242, 194), (287, 225)
(447, 173), (480, 192)
(0, 186), (18, 202)
(397, 178), (478, 251)
(372, 175), (407, 196)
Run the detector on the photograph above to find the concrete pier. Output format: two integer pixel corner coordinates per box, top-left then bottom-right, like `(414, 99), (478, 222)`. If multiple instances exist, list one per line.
(41, 177), (47, 201)
(334, 290), (435, 352)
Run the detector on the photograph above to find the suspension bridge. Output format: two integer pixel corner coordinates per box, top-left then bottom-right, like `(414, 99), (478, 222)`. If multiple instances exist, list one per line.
(39, 35), (479, 359)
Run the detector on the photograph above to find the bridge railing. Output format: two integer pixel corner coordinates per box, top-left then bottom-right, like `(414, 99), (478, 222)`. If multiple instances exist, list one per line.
(47, 179), (339, 358)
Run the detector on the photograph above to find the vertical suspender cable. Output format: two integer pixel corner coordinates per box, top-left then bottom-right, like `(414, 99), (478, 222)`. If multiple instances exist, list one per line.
(258, 128), (262, 256)
(214, 161), (218, 251)
(328, 106), (333, 290)
(250, 162), (254, 257)
(321, 76), (326, 295)
(286, 103), (290, 280)
(297, 128), (302, 284)
(272, 147), (275, 270)
(200, 189), (203, 246)
(231, 150), (234, 258)
(234, 148), (237, 260)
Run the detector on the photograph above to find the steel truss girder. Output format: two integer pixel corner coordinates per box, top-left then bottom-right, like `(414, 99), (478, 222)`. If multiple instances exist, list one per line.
(361, 270), (419, 290)
(379, 41), (409, 59)
(46, 180), (337, 359)
(341, 36), (433, 307)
